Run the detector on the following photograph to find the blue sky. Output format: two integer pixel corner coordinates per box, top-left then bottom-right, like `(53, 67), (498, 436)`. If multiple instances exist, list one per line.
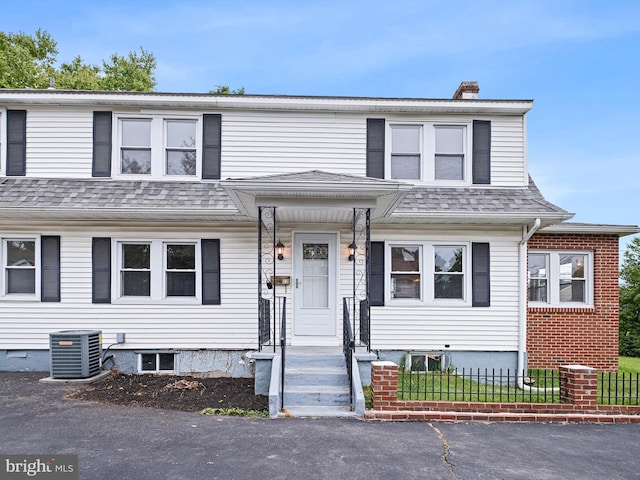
(2, 0), (639, 253)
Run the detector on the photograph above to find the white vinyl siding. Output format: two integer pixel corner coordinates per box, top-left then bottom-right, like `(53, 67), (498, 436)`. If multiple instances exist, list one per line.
(489, 116), (527, 186)
(0, 226), (258, 350)
(220, 111), (366, 178)
(25, 107), (94, 178)
(17, 108), (527, 187)
(370, 227), (521, 351)
(0, 223), (522, 354)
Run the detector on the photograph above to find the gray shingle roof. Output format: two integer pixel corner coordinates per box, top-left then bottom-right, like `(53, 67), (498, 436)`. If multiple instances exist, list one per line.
(0, 178), (238, 213)
(0, 175), (570, 222)
(395, 177), (570, 216)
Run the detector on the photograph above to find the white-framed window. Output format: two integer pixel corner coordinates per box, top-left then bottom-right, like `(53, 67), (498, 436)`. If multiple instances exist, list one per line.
(387, 242), (469, 305)
(1, 237), (40, 299)
(390, 125), (422, 180)
(434, 246), (465, 299)
(406, 353), (444, 372)
(434, 126), (465, 180)
(115, 239), (201, 303)
(528, 251), (593, 307)
(138, 352), (177, 373)
(387, 122), (470, 183)
(390, 245), (421, 300)
(115, 114), (200, 179)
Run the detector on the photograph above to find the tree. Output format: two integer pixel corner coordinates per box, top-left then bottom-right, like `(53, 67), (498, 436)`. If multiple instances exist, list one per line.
(0, 29), (156, 91)
(0, 29), (57, 89)
(101, 48), (156, 92)
(209, 85), (245, 95)
(620, 237), (640, 356)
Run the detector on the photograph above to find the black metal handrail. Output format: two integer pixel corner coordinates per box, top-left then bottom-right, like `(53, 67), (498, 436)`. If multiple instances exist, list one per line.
(359, 298), (370, 349)
(258, 297), (271, 350)
(279, 296), (287, 411)
(343, 298), (355, 408)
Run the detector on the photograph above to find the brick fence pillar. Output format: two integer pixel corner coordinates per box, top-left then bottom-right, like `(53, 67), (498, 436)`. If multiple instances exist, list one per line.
(371, 361), (399, 410)
(560, 365), (598, 407)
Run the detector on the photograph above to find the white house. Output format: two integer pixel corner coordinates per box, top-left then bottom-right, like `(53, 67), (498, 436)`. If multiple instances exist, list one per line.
(2, 82), (626, 387)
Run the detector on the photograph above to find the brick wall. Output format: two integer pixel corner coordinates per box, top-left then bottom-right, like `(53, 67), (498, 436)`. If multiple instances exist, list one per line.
(527, 233), (619, 372)
(367, 362), (640, 423)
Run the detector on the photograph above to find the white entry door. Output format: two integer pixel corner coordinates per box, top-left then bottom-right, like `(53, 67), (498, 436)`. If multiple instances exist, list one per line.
(293, 233), (337, 340)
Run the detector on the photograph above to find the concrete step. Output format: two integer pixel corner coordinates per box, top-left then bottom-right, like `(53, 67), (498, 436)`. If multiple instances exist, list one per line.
(285, 354), (346, 369)
(283, 385), (351, 407)
(281, 406), (357, 418)
(281, 349), (352, 412)
(285, 367), (349, 387)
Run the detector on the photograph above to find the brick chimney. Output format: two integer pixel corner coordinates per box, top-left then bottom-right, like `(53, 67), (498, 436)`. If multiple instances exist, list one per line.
(452, 81), (479, 100)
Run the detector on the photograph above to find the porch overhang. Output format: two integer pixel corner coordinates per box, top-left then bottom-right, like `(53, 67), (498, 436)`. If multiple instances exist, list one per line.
(222, 170), (411, 222)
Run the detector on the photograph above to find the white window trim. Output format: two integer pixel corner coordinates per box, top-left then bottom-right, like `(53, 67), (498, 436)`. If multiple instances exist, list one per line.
(137, 352), (178, 374)
(0, 235), (41, 301)
(113, 239), (201, 304)
(113, 113), (202, 180)
(528, 250), (594, 308)
(386, 121), (472, 185)
(385, 241), (471, 306)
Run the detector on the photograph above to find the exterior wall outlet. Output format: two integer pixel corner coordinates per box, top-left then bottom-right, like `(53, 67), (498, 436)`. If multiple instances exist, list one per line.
(116, 333), (126, 344)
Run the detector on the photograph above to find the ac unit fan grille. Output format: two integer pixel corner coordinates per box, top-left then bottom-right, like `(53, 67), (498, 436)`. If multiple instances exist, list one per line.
(49, 330), (102, 379)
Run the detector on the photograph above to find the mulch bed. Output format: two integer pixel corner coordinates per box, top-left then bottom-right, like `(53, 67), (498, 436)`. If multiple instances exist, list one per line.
(67, 373), (268, 413)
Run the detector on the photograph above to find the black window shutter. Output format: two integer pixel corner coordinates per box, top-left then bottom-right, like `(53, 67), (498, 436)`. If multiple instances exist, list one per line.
(472, 242), (490, 307)
(370, 241), (385, 306)
(202, 114), (221, 179)
(366, 118), (385, 179)
(41, 236), (61, 302)
(202, 239), (221, 305)
(6, 110), (27, 176)
(92, 238), (111, 304)
(93, 111), (112, 177)
(472, 120), (491, 184)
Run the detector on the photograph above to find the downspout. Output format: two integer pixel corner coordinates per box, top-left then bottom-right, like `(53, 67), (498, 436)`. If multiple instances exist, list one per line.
(518, 218), (540, 389)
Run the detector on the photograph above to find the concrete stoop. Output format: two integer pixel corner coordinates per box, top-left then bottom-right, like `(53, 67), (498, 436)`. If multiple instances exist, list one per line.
(280, 350), (357, 418)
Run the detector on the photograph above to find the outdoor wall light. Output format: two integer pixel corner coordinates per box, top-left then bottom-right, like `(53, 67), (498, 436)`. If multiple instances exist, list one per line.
(348, 242), (357, 262)
(276, 240), (285, 261)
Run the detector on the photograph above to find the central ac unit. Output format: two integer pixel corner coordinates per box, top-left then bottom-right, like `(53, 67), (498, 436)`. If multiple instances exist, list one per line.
(49, 330), (102, 379)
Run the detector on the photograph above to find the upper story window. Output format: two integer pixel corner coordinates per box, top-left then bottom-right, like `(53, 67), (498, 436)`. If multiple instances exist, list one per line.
(388, 242), (469, 305)
(387, 122), (470, 183)
(528, 251), (593, 307)
(116, 115), (200, 179)
(435, 126), (465, 180)
(390, 126), (422, 180)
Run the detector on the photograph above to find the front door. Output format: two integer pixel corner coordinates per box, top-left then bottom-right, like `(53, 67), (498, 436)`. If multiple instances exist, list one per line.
(293, 233), (337, 342)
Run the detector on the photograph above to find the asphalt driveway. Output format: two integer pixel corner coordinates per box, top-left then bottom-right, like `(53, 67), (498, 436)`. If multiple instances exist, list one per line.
(1, 372), (639, 480)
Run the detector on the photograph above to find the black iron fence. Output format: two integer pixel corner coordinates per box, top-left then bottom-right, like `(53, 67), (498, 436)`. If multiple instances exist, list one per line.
(398, 368), (640, 405)
(359, 299), (370, 349)
(279, 296), (287, 411)
(398, 368), (561, 403)
(343, 298), (355, 407)
(258, 297), (271, 350)
(598, 371), (640, 405)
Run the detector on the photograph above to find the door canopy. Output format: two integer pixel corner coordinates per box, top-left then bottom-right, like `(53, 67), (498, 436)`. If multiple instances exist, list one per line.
(222, 170), (411, 223)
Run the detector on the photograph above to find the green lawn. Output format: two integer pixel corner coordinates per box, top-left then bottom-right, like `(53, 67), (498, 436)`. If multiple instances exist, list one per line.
(392, 359), (640, 405)
(619, 356), (640, 373)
